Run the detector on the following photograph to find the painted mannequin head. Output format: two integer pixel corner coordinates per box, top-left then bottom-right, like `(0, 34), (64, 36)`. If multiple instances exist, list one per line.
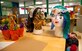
(32, 7), (45, 34)
(51, 5), (70, 39)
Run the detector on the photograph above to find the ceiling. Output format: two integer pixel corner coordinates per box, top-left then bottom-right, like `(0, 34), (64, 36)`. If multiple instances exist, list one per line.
(1, 0), (80, 7)
(1, 0), (80, 2)
(2, 0), (37, 2)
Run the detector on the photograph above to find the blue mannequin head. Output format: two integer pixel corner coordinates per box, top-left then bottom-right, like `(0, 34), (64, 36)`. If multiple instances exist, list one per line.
(51, 5), (70, 39)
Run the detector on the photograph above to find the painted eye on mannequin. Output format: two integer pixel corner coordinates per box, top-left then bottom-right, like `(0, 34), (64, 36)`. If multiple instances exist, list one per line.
(58, 12), (61, 14)
(52, 14), (54, 17)
(60, 16), (63, 19)
(51, 14), (57, 18)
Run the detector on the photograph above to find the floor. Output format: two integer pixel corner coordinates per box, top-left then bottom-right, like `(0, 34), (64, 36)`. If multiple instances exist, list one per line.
(0, 24), (82, 51)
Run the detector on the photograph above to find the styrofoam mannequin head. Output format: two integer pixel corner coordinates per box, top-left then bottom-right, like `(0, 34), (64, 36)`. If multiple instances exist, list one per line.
(54, 15), (64, 27)
(51, 5), (70, 38)
(51, 8), (64, 27)
(33, 7), (43, 34)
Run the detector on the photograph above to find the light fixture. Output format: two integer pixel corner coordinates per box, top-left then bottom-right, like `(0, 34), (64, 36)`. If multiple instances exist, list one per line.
(69, 3), (73, 6)
(36, 1), (42, 4)
(0, 1), (4, 3)
(29, 6), (34, 8)
(42, 4), (46, 7)
(19, 4), (24, 7)
(59, 0), (62, 2)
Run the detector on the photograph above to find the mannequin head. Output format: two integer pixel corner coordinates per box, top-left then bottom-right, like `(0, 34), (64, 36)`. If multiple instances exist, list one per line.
(51, 5), (70, 39)
(32, 7), (44, 34)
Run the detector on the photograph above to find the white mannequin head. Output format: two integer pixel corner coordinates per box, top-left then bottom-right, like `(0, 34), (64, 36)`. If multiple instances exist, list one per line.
(51, 9), (64, 27)
(51, 5), (70, 38)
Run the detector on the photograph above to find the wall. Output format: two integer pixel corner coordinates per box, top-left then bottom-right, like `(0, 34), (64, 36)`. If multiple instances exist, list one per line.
(77, 15), (82, 33)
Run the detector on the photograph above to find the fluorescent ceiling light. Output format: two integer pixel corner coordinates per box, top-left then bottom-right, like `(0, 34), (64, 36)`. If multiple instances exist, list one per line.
(42, 4), (46, 7)
(36, 6), (41, 7)
(29, 6), (34, 8)
(36, 2), (42, 4)
(19, 4), (24, 7)
(69, 3), (73, 6)
(59, 0), (62, 2)
(0, 1), (4, 3)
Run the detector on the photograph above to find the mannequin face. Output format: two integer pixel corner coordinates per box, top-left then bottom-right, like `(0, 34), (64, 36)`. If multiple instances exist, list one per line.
(54, 15), (63, 27)
(52, 9), (64, 27)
